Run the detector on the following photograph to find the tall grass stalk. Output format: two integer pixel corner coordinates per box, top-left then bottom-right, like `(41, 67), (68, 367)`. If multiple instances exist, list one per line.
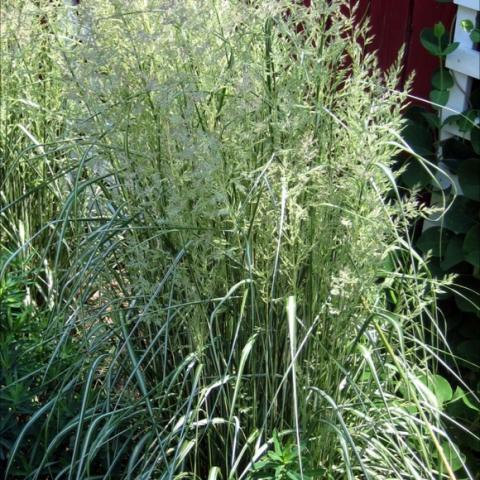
(1, 0), (471, 478)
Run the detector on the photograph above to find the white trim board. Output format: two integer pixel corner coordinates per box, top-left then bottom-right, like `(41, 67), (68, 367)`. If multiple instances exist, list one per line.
(454, 0), (480, 10)
(446, 48), (480, 80)
(440, 5), (478, 140)
(426, 0), (480, 226)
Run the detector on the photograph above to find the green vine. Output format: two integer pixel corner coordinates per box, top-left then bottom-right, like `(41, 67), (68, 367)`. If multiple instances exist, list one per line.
(400, 7), (480, 475)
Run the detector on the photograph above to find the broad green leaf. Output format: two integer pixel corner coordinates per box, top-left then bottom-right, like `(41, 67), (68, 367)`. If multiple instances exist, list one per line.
(433, 22), (446, 39)
(252, 459), (269, 471)
(460, 110), (479, 133)
(471, 28), (480, 43)
(402, 121), (434, 156)
(457, 158), (480, 201)
(415, 376), (439, 408)
(400, 158), (432, 189)
(443, 111), (478, 133)
(440, 441), (466, 472)
(420, 111), (441, 130)
(405, 105), (432, 124)
(461, 19), (474, 33)
(421, 374), (453, 407)
(268, 451), (283, 462)
(442, 42), (459, 56)
(471, 126), (480, 155)
(430, 89), (449, 107)
(463, 225), (480, 268)
(440, 234), (465, 270)
(442, 137), (476, 163)
(443, 196), (478, 234)
(451, 386), (480, 412)
(420, 28), (443, 56)
(454, 276), (480, 315)
(432, 69), (454, 90)
(273, 431), (282, 455)
(462, 393), (480, 412)
(417, 227), (452, 257)
(432, 375), (453, 405)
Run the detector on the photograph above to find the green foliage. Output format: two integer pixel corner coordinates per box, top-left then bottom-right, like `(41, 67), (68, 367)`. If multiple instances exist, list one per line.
(248, 432), (327, 480)
(0, 254), (37, 468)
(461, 19), (480, 44)
(402, 9), (480, 474)
(420, 22), (459, 108)
(0, 253), (80, 478)
(458, 159), (480, 201)
(420, 24), (459, 58)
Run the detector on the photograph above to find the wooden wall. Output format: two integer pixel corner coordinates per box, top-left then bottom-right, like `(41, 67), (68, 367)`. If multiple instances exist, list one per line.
(355, 0), (457, 99)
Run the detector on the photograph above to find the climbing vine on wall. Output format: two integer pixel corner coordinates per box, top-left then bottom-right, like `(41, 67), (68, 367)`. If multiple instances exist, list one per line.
(399, 9), (480, 473)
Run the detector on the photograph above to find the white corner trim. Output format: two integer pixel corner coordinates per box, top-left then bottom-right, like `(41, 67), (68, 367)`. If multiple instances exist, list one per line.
(454, 0), (480, 10)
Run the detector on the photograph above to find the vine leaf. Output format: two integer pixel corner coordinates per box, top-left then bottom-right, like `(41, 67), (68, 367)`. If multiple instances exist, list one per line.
(430, 89), (449, 106)
(458, 159), (480, 201)
(463, 225), (480, 268)
(417, 227), (452, 257)
(440, 234), (465, 270)
(443, 196), (478, 234)
(432, 69), (454, 90)
(471, 126), (480, 155)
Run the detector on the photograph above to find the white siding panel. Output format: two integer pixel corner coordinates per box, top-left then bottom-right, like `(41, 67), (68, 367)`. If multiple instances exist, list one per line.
(441, 5), (478, 129)
(445, 48), (480, 79)
(454, 0), (480, 10)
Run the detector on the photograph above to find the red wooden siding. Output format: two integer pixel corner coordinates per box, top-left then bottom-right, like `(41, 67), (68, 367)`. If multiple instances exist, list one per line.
(356, 0), (456, 99)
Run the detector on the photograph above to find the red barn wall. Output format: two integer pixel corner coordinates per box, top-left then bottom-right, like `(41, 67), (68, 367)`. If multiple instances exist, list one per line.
(356, 0), (456, 100)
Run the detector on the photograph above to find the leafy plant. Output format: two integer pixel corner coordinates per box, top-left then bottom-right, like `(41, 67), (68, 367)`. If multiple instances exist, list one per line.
(0, 254), (37, 469)
(0, 253), (57, 477)
(248, 431), (326, 480)
(461, 19), (480, 44)
(420, 22), (459, 106)
(399, 3), (480, 473)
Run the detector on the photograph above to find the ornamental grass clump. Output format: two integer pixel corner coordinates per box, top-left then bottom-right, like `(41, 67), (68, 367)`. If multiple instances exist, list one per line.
(1, 1), (471, 478)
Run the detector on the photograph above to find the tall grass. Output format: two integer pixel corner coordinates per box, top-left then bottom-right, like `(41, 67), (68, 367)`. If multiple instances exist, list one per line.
(0, 1), (472, 478)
